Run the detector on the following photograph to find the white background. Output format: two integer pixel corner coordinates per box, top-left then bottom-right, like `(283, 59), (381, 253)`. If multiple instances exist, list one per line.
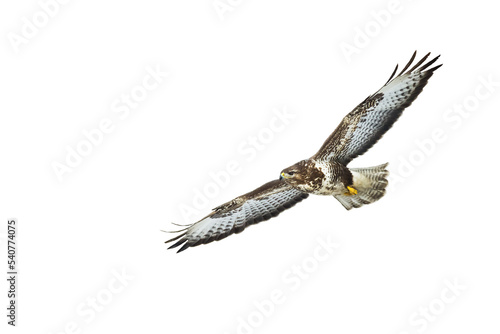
(1, 1), (499, 333)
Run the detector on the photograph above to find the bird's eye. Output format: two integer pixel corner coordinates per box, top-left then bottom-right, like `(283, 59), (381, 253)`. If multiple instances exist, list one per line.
(288, 172), (295, 176)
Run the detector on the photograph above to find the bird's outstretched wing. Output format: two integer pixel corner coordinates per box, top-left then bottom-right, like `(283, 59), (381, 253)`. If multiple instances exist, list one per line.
(165, 180), (308, 252)
(314, 51), (442, 165)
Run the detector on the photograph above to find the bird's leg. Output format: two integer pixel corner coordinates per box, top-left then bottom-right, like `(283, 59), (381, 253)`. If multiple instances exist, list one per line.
(345, 185), (358, 196)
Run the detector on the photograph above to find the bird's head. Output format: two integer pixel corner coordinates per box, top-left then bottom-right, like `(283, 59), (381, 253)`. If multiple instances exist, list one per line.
(280, 160), (307, 185)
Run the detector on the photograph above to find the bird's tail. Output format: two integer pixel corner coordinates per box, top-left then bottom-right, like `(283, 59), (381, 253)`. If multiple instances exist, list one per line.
(334, 163), (389, 210)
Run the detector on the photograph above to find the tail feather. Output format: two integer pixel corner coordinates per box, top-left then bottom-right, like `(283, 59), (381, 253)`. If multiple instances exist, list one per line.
(334, 163), (389, 210)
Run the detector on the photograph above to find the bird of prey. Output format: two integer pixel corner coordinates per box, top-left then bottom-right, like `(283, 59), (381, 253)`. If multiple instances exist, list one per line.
(166, 51), (442, 252)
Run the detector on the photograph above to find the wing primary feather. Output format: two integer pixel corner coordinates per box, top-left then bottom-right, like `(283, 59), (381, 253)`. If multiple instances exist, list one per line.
(385, 64), (399, 85)
(161, 227), (189, 233)
(426, 64), (443, 72)
(397, 50), (417, 76)
(177, 243), (191, 253)
(406, 52), (431, 74)
(417, 55), (441, 72)
(164, 232), (186, 244)
(171, 222), (192, 227)
(167, 238), (188, 249)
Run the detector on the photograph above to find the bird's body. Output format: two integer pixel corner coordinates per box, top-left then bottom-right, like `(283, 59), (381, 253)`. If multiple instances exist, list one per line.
(166, 51), (442, 252)
(280, 159), (351, 196)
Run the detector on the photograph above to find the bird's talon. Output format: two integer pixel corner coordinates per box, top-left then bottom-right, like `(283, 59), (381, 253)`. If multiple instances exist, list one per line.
(346, 186), (357, 195)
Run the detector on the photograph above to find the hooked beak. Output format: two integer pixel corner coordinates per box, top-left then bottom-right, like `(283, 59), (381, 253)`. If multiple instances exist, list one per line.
(280, 172), (285, 180)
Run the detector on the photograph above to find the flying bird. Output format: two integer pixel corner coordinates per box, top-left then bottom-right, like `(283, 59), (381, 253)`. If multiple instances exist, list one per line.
(166, 51), (442, 252)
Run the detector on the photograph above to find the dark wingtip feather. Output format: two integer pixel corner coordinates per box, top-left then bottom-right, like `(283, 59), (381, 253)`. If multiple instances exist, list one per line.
(427, 64), (443, 72)
(418, 55), (442, 72)
(387, 52), (442, 85)
(167, 238), (188, 249)
(385, 64), (399, 85)
(165, 232), (186, 244)
(406, 52), (431, 74)
(397, 50), (417, 76)
(177, 243), (191, 253)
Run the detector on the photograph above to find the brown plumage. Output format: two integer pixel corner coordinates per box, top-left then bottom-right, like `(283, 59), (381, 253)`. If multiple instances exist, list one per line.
(165, 51), (441, 252)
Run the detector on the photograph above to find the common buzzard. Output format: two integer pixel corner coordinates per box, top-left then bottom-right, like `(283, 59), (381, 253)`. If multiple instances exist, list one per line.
(166, 51), (442, 252)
